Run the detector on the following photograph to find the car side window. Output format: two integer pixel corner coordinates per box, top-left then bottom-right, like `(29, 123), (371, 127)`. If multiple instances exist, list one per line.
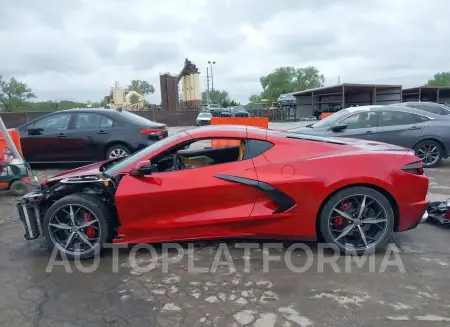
(74, 113), (113, 129)
(379, 111), (423, 126)
(338, 112), (377, 129)
(29, 113), (71, 131)
(244, 140), (273, 159)
(152, 138), (248, 173)
(100, 115), (114, 128)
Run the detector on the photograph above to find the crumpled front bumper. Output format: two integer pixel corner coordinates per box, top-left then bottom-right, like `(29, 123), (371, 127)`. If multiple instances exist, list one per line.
(14, 190), (45, 240)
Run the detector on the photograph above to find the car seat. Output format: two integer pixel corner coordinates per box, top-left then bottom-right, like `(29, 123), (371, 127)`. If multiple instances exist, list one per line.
(238, 140), (246, 160)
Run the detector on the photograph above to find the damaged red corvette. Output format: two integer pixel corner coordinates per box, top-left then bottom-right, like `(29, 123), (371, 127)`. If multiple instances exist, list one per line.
(16, 125), (429, 259)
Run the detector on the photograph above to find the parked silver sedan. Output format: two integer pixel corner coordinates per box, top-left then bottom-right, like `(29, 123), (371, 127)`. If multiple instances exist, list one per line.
(289, 105), (450, 167)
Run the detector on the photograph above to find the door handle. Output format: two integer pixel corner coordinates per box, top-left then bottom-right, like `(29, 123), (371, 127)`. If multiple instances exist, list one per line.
(58, 133), (67, 138)
(97, 131), (108, 135)
(409, 126), (421, 130)
(366, 130), (374, 134)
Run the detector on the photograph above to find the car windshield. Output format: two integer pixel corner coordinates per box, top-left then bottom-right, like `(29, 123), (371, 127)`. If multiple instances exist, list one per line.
(311, 109), (350, 128)
(104, 132), (186, 176)
(198, 112), (212, 118)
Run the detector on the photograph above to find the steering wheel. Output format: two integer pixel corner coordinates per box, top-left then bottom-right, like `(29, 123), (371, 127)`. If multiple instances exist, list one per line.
(173, 154), (186, 170)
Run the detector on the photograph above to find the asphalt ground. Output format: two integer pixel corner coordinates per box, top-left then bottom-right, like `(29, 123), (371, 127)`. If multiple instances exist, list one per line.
(1, 123), (450, 326)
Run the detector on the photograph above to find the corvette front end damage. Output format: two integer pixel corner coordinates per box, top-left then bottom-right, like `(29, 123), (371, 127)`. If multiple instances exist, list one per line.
(15, 175), (117, 240)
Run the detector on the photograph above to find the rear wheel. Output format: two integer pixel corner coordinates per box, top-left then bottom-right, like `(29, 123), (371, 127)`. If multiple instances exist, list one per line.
(43, 194), (113, 259)
(106, 144), (131, 160)
(319, 186), (395, 254)
(414, 140), (443, 168)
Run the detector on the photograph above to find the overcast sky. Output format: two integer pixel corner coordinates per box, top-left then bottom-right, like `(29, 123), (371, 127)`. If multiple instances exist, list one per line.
(0, 0), (448, 104)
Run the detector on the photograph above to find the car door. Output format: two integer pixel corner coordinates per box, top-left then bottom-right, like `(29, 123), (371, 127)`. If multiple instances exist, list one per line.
(325, 111), (379, 140)
(114, 138), (258, 241)
(66, 112), (114, 162)
(375, 110), (426, 148)
(19, 112), (75, 162)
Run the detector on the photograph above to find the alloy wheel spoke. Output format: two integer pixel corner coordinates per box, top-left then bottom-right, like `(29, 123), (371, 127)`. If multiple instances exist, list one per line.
(77, 232), (94, 249)
(335, 224), (355, 241)
(357, 195), (367, 219)
(358, 225), (368, 248)
(333, 209), (354, 222)
(49, 223), (72, 230)
(363, 218), (387, 224)
(64, 232), (75, 249)
(80, 219), (98, 228)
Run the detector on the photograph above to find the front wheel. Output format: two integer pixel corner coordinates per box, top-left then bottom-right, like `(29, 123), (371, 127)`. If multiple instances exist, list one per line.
(43, 194), (113, 259)
(319, 186), (395, 254)
(106, 144), (131, 160)
(414, 140), (443, 168)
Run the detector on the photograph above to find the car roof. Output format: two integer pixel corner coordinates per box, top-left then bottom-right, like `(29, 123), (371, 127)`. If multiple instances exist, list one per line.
(345, 105), (383, 113)
(51, 108), (119, 114)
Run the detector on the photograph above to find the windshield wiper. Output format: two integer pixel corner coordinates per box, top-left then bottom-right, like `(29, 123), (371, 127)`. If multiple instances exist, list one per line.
(305, 123), (314, 128)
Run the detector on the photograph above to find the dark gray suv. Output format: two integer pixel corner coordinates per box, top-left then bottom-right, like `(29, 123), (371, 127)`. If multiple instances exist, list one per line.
(289, 105), (450, 167)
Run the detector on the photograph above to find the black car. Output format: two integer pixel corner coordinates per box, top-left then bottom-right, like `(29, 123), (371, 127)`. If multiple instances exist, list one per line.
(16, 108), (168, 163)
(228, 106), (250, 117)
(393, 102), (450, 115)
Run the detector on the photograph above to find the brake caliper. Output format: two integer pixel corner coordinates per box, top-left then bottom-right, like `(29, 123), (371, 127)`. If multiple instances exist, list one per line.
(83, 212), (96, 238)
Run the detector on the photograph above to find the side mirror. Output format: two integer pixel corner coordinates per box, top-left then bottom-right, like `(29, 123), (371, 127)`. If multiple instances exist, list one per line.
(129, 161), (153, 177)
(331, 124), (347, 132)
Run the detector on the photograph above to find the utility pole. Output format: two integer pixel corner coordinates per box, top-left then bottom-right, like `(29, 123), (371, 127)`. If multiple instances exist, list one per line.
(206, 66), (210, 104)
(208, 61), (216, 91)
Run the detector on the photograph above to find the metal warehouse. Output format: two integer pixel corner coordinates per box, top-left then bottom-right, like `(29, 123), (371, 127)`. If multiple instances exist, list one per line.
(402, 86), (450, 104)
(293, 83), (402, 118)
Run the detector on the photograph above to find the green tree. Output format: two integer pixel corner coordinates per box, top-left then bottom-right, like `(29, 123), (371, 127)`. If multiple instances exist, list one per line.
(260, 66), (324, 102)
(427, 72), (450, 86)
(129, 93), (140, 105)
(201, 89), (231, 107)
(0, 75), (36, 111)
(125, 80), (155, 95)
(248, 94), (262, 103)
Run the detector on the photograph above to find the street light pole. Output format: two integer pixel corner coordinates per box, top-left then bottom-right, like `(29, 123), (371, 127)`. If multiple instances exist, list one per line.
(208, 61), (216, 91)
(206, 66), (210, 104)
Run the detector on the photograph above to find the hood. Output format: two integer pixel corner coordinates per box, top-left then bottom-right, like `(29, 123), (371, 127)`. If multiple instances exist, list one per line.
(46, 160), (108, 182)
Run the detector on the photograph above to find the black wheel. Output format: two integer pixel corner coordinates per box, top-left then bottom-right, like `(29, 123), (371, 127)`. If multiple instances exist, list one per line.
(106, 144), (131, 160)
(43, 194), (113, 259)
(414, 140), (443, 168)
(319, 186), (395, 254)
(10, 180), (29, 196)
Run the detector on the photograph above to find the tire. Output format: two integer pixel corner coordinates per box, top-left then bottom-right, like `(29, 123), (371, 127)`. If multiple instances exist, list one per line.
(413, 140), (444, 168)
(106, 144), (131, 160)
(10, 180), (29, 196)
(43, 193), (113, 260)
(319, 186), (395, 254)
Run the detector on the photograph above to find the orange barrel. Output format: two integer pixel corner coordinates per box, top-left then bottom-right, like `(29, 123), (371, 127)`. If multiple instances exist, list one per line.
(0, 129), (23, 155)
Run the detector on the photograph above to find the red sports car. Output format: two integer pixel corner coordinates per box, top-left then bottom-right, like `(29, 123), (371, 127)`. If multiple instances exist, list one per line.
(16, 125), (429, 259)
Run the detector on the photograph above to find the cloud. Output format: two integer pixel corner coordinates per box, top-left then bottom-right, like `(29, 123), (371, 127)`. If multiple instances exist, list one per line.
(0, 0), (449, 104)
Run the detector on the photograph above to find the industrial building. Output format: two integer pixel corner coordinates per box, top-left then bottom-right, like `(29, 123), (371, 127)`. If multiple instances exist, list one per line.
(402, 86), (450, 104)
(292, 83), (402, 119)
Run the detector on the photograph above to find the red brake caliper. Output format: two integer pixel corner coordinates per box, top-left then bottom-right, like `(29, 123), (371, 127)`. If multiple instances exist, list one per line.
(83, 212), (95, 238)
(334, 202), (349, 227)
